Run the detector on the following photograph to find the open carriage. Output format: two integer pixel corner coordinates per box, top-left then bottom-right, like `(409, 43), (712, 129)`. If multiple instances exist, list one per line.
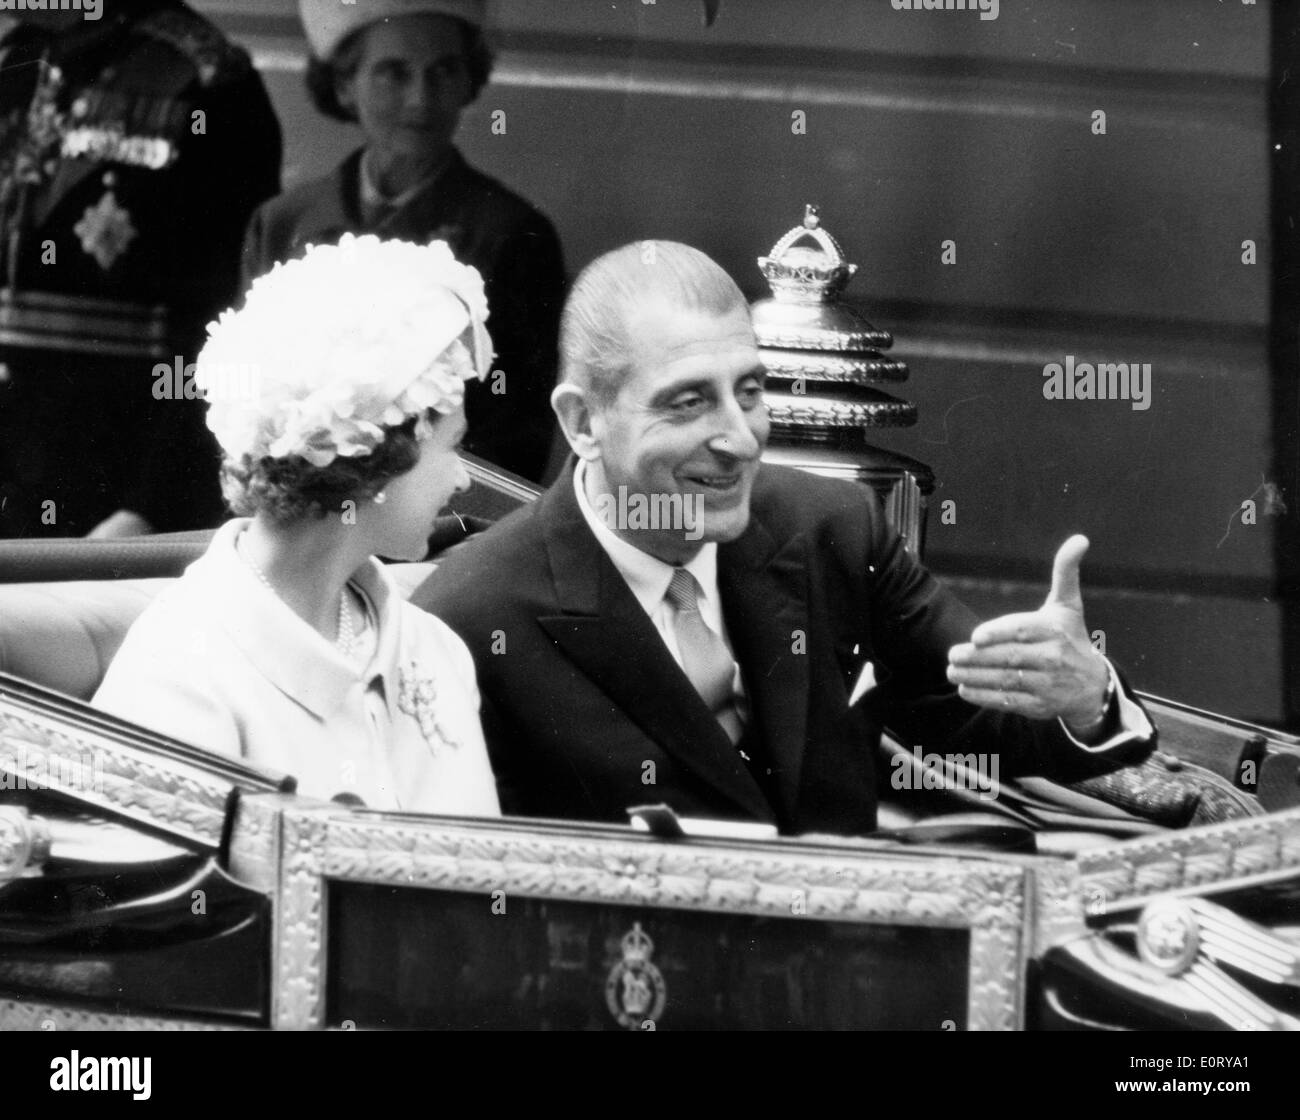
(0, 453), (1297, 1032)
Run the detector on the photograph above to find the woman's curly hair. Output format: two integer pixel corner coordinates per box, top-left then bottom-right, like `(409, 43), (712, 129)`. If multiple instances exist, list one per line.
(306, 18), (494, 123)
(221, 413), (423, 525)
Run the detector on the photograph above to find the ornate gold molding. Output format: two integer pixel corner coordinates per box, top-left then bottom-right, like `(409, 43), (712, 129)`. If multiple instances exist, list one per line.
(227, 792), (282, 894)
(1076, 806), (1300, 913)
(0, 705), (231, 847)
(0, 998), (246, 1031)
(274, 808), (1029, 1031)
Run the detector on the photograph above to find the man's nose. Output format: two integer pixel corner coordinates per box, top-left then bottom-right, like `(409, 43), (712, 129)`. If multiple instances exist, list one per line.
(708, 398), (765, 460)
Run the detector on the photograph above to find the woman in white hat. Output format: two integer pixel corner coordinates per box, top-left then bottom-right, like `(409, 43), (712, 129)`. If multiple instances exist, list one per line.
(242, 0), (565, 483)
(94, 234), (501, 817)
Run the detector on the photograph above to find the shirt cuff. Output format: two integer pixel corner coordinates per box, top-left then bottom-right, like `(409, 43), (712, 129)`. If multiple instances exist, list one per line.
(1058, 659), (1154, 752)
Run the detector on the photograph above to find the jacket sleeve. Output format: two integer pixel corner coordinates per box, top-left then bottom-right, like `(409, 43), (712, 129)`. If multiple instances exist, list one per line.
(855, 488), (1156, 783)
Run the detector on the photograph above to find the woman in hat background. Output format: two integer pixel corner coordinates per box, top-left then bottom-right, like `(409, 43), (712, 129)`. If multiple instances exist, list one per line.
(242, 0), (565, 483)
(94, 234), (501, 817)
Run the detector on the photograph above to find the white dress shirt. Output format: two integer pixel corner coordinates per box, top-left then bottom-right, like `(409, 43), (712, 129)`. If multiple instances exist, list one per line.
(573, 462), (746, 708)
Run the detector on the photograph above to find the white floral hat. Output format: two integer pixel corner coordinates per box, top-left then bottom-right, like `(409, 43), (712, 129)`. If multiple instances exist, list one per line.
(197, 234), (491, 468)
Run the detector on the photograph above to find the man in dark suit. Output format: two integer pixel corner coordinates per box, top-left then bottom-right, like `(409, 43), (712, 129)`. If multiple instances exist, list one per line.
(413, 241), (1155, 835)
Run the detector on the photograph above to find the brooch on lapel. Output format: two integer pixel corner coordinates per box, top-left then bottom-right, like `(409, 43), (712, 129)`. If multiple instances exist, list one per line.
(73, 178), (137, 270)
(397, 663), (461, 753)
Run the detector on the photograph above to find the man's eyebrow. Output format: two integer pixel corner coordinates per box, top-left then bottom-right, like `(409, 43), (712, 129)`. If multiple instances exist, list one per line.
(647, 377), (711, 406)
(648, 367), (766, 407)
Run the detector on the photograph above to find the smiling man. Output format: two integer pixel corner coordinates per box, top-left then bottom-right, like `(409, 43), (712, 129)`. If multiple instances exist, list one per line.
(413, 241), (1156, 835)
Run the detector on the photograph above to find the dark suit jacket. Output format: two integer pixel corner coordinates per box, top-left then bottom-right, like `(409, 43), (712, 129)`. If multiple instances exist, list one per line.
(413, 461), (1154, 835)
(242, 147), (565, 481)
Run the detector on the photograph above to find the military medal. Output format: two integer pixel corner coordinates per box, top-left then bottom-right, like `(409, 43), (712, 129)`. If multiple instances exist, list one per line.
(73, 176), (136, 270)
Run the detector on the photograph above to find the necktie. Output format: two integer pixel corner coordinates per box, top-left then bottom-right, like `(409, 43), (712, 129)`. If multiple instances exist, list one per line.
(665, 568), (743, 743)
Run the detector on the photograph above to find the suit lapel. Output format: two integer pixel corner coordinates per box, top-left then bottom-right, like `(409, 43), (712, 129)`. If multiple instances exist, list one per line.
(537, 465), (775, 823)
(719, 511), (812, 823)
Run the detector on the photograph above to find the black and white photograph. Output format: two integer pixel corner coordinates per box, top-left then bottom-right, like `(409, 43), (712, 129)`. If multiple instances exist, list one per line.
(0, 0), (1297, 1064)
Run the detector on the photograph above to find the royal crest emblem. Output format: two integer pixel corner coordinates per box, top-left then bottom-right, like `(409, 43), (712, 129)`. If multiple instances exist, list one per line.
(604, 922), (666, 1029)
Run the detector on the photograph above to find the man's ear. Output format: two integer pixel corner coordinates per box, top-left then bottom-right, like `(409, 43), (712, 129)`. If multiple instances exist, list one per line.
(551, 383), (601, 461)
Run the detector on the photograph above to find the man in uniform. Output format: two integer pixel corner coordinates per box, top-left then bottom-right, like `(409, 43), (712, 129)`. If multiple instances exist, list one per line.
(0, 0), (281, 537)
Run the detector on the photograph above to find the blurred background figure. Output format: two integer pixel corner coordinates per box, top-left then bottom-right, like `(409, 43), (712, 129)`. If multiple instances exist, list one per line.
(0, 0), (282, 538)
(244, 0), (565, 483)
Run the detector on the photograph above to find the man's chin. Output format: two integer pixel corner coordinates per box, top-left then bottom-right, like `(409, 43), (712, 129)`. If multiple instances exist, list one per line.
(695, 509), (751, 545)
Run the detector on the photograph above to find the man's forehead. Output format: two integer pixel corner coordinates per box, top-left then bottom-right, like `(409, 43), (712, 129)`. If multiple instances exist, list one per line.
(623, 300), (758, 363)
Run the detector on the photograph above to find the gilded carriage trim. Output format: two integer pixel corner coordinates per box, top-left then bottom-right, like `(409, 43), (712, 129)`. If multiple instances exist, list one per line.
(1076, 806), (1300, 912)
(1028, 859), (1088, 955)
(0, 998), (245, 1031)
(272, 807), (1029, 1031)
(0, 706), (230, 847)
(227, 792), (282, 894)
(273, 809), (327, 1030)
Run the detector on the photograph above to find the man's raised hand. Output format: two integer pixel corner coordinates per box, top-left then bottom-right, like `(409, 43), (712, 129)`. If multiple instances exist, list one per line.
(946, 534), (1109, 731)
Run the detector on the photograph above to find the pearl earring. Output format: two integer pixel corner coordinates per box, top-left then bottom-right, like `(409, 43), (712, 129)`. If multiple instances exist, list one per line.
(374, 491), (387, 505)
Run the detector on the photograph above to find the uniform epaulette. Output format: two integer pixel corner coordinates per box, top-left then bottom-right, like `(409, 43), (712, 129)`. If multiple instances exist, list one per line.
(136, 7), (253, 88)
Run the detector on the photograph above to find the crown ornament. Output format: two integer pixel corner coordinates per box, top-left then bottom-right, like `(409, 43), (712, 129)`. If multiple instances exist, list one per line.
(751, 206), (935, 554)
(757, 205), (858, 304)
(620, 922), (655, 965)
(752, 205), (912, 429)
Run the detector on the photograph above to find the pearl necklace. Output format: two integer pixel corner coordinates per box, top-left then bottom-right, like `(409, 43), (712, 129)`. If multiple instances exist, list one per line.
(237, 532), (355, 656)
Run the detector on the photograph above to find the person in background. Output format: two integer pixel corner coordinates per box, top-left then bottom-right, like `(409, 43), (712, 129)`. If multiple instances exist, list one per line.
(243, 0), (565, 483)
(0, 0), (282, 538)
(95, 234), (501, 817)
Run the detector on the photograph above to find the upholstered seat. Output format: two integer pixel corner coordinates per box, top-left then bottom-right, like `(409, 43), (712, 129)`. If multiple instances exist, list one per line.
(0, 563), (436, 702)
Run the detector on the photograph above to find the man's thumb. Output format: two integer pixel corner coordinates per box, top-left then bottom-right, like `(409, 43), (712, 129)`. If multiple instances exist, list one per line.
(1045, 534), (1089, 609)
